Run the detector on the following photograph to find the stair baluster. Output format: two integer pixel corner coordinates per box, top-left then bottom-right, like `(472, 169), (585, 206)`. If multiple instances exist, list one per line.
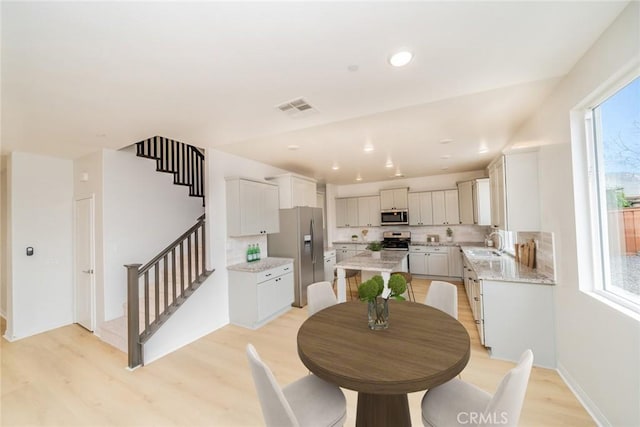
(125, 214), (213, 369)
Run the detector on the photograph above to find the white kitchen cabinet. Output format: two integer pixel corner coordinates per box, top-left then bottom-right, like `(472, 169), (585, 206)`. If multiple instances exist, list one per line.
(458, 179), (491, 226)
(408, 192), (433, 226)
(335, 243), (367, 262)
(357, 196), (381, 227)
(448, 246), (463, 278)
(226, 177), (280, 236)
(324, 249), (336, 284)
(488, 152), (539, 231)
(266, 173), (317, 209)
(482, 280), (555, 368)
(228, 262), (294, 329)
(380, 188), (409, 210)
(457, 181), (474, 225)
(409, 246), (449, 276)
(472, 178), (491, 226)
(335, 197), (359, 227)
(432, 189), (460, 225)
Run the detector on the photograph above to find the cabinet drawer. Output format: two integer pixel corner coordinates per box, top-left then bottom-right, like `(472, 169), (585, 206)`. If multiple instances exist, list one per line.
(409, 246), (427, 253)
(424, 246), (447, 253)
(256, 263), (293, 283)
(336, 244), (355, 250)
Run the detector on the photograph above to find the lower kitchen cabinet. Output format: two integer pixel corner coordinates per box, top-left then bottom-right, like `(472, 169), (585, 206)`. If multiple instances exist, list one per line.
(335, 243), (367, 262)
(409, 246), (449, 276)
(324, 249), (336, 283)
(228, 262), (294, 329)
(481, 280), (555, 368)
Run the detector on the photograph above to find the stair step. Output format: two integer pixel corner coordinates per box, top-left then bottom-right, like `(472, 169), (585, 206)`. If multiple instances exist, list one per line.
(100, 316), (127, 353)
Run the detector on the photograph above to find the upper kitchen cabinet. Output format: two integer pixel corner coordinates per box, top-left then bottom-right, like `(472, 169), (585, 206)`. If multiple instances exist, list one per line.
(357, 196), (381, 227)
(380, 188), (409, 210)
(432, 189), (460, 225)
(335, 197), (359, 228)
(266, 173), (317, 209)
(408, 192), (433, 226)
(226, 177), (280, 236)
(488, 152), (539, 231)
(458, 178), (491, 225)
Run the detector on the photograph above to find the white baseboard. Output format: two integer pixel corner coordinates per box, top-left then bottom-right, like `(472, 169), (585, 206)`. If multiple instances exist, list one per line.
(557, 363), (609, 427)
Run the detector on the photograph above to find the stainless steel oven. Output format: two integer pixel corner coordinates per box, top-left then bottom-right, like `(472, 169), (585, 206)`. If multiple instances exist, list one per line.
(380, 210), (409, 226)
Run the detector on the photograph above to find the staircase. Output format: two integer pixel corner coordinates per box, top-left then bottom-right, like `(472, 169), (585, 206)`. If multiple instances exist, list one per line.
(124, 214), (213, 368)
(100, 136), (213, 369)
(136, 136), (205, 204)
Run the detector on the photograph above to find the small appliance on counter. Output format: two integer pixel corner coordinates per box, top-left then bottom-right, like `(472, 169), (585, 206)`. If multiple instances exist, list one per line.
(426, 234), (439, 243)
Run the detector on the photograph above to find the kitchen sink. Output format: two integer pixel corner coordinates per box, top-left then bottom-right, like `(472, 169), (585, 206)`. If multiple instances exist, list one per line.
(465, 248), (502, 258)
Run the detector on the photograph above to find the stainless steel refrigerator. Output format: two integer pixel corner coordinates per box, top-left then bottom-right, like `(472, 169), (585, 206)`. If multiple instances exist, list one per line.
(267, 207), (324, 308)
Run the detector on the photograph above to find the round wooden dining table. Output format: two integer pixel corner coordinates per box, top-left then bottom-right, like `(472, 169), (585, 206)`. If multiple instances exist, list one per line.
(297, 300), (470, 427)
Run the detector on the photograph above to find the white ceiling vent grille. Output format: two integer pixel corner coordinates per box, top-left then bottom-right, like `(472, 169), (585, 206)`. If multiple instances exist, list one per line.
(276, 97), (318, 118)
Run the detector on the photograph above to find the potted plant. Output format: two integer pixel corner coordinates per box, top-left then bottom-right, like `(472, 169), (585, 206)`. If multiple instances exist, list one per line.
(351, 234), (359, 242)
(366, 241), (383, 258)
(357, 274), (407, 330)
(446, 227), (453, 242)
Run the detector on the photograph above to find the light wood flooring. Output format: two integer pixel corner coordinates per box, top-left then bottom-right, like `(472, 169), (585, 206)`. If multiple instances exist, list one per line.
(1, 279), (594, 426)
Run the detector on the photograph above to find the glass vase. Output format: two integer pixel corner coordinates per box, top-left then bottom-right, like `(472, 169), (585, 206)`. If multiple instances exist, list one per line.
(367, 297), (389, 330)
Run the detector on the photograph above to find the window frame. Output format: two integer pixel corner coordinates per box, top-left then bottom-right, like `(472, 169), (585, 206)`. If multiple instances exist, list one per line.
(579, 71), (640, 315)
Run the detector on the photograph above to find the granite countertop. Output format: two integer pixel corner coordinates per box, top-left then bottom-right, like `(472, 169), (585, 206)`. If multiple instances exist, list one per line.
(333, 240), (369, 245)
(336, 250), (408, 272)
(227, 257), (294, 273)
(460, 246), (555, 285)
(410, 241), (484, 247)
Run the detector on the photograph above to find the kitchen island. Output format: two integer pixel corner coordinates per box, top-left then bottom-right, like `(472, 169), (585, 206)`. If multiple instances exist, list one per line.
(335, 250), (408, 302)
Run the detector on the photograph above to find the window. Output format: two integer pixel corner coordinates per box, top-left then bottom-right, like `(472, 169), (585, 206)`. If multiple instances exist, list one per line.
(585, 76), (640, 311)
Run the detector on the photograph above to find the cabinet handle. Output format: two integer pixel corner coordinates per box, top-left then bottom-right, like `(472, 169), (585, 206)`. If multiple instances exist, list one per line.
(475, 320), (480, 324)
(265, 273), (272, 277)
(474, 297), (479, 301)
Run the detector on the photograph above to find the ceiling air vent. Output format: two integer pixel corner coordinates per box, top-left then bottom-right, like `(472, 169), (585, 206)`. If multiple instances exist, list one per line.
(276, 97), (317, 118)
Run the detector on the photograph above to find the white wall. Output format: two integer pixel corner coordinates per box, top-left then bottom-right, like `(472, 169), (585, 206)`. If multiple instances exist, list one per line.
(5, 152), (74, 340)
(73, 150), (105, 330)
(510, 3), (639, 425)
(102, 147), (204, 321)
(144, 148), (288, 363)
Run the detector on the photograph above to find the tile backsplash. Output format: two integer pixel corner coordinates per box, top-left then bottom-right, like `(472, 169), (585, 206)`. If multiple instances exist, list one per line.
(334, 225), (491, 244)
(516, 231), (556, 280)
(227, 235), (269, 266)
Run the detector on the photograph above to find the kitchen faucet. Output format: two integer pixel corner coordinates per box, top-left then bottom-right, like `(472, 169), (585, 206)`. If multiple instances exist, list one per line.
(488, 231), (504, 252)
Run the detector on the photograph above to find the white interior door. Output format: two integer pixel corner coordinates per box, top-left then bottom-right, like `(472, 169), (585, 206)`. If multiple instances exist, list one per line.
(75, 197), (95, 331)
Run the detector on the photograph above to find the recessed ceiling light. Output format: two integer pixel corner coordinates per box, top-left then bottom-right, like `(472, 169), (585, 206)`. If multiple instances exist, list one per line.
(287, 144), (300, 150)
(364, 143), (375, 153)
(385, 159), (394, 168)
(332, 163), (340, 170)
(440, 154), (452, 159)
(478, 148), (489, 154)
(389, 51), (413, 67)
(439, 139), (454, 145)
(394, 169), (403, 177)
(356, 174), (363, 182)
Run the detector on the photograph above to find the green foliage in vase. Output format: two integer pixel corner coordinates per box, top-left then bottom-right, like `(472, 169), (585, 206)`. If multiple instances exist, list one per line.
(357, 274), (407, 302)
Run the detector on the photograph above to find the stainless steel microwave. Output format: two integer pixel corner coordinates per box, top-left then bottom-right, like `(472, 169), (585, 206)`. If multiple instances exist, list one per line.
(380, 210), (409, 226)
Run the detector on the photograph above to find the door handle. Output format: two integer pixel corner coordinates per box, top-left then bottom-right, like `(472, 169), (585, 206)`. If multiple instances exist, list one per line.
(82, 269), (94, 274)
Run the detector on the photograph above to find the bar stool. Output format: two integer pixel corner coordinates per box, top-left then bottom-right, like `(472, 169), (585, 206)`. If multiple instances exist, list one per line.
(390, 271), (415, 302)
(335, 269), (360, 300)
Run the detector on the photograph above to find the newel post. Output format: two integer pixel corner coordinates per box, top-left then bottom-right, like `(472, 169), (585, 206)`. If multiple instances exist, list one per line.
(125, 264), (142, 369)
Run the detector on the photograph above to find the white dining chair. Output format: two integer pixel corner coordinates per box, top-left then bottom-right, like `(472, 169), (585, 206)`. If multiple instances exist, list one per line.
(307, 281), (337, 316)
(424, 281), (458, 319)
(421, 349), (534, 427)
(246, 344), (347, 427)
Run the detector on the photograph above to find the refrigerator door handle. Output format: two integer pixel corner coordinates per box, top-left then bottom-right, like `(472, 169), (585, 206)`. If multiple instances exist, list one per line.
(310, 218), (315, 265)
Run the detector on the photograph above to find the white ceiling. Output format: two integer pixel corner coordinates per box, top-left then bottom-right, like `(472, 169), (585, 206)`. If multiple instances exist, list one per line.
(1, 1), (630, 184)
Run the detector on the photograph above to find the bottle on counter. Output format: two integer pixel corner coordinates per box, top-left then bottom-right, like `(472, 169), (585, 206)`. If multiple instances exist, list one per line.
(256, 243), (261, 261)
(246, 244), (252, 262)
